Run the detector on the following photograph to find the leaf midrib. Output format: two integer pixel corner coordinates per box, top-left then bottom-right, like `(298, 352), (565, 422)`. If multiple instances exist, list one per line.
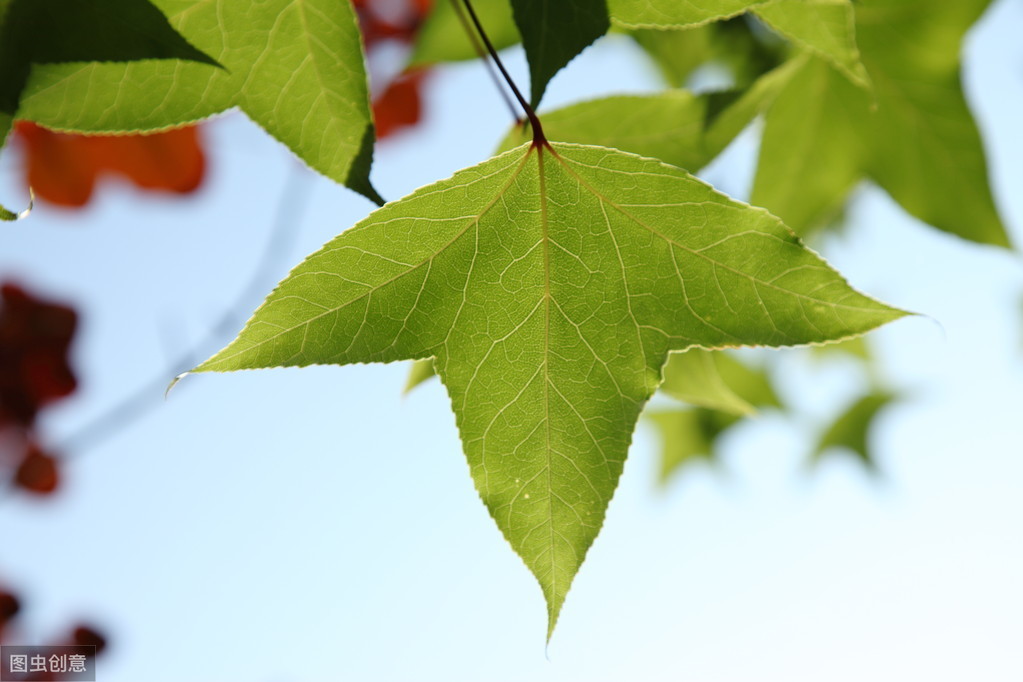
(536, 143), (558, 628)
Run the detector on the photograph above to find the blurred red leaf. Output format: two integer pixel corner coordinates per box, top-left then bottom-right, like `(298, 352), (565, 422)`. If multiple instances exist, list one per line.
(0, 589), (19, 642)
(355, 0), (434, 140)
(373, 70), (427, 139)
(0, 590), (20, 626)
(0, 283), (77, 428)
(14, 122), (206, 208)
(71, 624), (107, 655)
(355, 0), (432, 44)
(13, 443), (59, 495)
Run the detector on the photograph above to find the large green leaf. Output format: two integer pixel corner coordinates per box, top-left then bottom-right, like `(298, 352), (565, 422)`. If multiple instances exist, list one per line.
(752, 0), (868, 88)
(411, 0), (520, 66)
(497, 58), (798, 171)
(754, 0), (1008, 245)
(194, 142), (905, 637)
(16, 0), (381, 202)
(615, 0), (868, 88)
(509, 0), (610, 108)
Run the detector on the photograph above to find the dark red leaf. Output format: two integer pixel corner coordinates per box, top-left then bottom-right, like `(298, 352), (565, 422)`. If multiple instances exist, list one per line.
(71, 625), (107, 655)
(13, 443), (59, 495)
(0, 590), (20, 625)
(0, 283), (78, 428)
(14, 121), (206, 208)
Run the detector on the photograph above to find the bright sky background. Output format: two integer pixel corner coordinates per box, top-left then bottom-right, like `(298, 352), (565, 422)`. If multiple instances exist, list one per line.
(1, 2), (1022, 681)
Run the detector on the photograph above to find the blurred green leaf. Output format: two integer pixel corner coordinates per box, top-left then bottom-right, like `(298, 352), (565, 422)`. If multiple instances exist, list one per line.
(652, 351), (781, 482)
(812, 391), (895, 470)
(855, 0), (1006, 246)
(650, 408), (732, 482)
(631, 25), (718, 88)
(753, 0), (869, 88)
(661, 350), (754, 415)
(752, 54), (864, 232)
(753, 0), (1008, 246)
(808, 335), (870, 361)
(632, 15), (789, 90)
(609, 0), (768, 29)
(411, 0), (519, 66)
(714, 352), (782, 409)
(404, 358), (437, 394)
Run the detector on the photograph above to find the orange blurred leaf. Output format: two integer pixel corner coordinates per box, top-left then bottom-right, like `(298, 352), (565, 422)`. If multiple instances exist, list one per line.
(373, 70), (427, 140)
(14, 122), (206, 208)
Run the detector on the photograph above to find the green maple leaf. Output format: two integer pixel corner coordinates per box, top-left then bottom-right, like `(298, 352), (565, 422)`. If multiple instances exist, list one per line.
(193, 142), (905, 637)
(753, 0), (1008, 246)
(14, 0), (381, 203)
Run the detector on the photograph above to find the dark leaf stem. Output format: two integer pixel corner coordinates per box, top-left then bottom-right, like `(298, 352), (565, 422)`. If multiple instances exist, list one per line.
(459, 0), (547, 146)
(448, 0), (520, 123)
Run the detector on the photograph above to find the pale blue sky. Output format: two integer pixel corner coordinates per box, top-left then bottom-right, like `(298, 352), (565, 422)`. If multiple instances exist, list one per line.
(1, 2), (1021, 680)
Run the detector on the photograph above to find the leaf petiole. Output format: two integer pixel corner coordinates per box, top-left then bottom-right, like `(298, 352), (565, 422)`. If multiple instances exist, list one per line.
(459, 0), (547, 147)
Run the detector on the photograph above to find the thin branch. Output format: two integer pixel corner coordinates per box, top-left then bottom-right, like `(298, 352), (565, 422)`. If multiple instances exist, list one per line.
(53, 165), (314, 456)
(448, 0), (521, 123)
(459, 0), (547, 146)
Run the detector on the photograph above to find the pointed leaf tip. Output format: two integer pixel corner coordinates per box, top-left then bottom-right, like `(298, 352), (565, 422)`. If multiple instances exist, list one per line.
(165, 371), (190, 399)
